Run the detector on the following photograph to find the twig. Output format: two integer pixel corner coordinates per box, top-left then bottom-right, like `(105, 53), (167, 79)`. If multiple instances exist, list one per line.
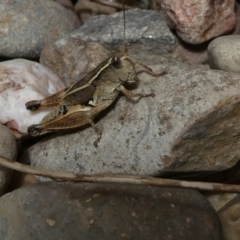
(0, 156), (240, 193)
(90, 0), (134, 10)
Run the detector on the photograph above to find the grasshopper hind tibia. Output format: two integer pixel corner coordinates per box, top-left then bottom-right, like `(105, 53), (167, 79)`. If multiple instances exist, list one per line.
(28, 124), (43, 136)
(25, 100), (41, 111)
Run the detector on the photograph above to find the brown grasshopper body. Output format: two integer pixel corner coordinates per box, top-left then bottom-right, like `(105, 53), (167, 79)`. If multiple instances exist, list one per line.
(26, 3), (167, 146)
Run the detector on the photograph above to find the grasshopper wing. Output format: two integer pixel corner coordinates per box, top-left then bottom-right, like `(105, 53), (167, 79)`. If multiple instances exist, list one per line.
(60, 56), (112, 106)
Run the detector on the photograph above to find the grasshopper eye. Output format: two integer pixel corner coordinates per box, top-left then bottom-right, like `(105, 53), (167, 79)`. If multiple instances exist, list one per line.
(111, 56), (123, 69)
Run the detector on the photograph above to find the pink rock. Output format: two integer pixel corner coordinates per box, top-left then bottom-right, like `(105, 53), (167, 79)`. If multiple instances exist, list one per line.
(0, 59), (65, 137)
(160, 0), (235, 44)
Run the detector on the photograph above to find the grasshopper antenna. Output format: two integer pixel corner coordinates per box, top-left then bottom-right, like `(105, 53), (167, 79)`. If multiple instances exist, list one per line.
(122, 0), (126, 53)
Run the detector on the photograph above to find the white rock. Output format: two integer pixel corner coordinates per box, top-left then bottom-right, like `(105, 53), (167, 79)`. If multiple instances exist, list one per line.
(208, 35), (240, 73)
(0, 59), (65, 135)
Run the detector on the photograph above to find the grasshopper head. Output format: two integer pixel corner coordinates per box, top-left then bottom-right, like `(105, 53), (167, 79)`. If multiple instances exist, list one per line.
(111, 52), (137, 84)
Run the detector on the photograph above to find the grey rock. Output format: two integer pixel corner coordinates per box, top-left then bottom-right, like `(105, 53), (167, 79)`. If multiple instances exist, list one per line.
(0, 125), (17, 195)
(69, 9), (177, 57)
(208, 35), (240, 73)
(22, 64), (240, 176)
(0, 0), (79, 58)
(0, 181), (222, 240)
(74, 0), (116, 24)
(40, 8), (208, 84)
(40, 39), (110, 86)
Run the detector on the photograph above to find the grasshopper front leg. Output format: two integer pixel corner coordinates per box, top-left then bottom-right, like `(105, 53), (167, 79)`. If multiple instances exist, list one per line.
(136, 68), (168, 78)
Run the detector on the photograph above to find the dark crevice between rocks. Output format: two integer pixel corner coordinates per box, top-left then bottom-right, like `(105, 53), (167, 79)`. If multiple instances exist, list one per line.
(158, 159), (240, 183)
(0, 56), (40, 63)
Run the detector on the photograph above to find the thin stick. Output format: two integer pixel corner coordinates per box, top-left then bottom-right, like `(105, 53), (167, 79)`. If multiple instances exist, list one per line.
(91, 0), (133, 10)
(0, 156), (240, 193)
(122, 0), (126, 52)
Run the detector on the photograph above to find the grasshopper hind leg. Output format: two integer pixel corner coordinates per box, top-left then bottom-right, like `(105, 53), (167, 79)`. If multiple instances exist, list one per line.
(25, 88), (69, 111)
(26, 100), (41, 111)
(87, 118), (102, 147)
(27, 124), (43, 136)
(27, 103), (109, 147)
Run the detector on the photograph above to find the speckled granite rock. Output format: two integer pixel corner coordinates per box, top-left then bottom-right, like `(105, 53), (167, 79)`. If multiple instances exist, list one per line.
(22, 64), (240, 176)
(0, 124), (17, 196)
(0, 182), (222, 240)
(0, 0), (79, 58)
(68, 9), (177, 57)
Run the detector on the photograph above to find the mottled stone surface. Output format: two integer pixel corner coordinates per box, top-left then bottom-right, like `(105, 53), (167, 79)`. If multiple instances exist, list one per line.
(174, 40), (209, 64)
(0, 125), (17, 196)
(21, 64), (240, 175)
(218, 195), (240, 240)
(0, 59), (65, 135)
(0, 0), (79, 58)
(160, 0), (235, 44)
(208, 35), (240, 73)
(54, 0), (81, 27)
(233, 3), (240, 35)
(0, 182), (222, 240)
(75, 0), (116, 23)
(40, 39), (109, 86)
(69, 9), (176, 56)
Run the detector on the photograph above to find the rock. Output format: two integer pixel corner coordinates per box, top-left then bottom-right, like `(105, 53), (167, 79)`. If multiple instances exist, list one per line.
(157, 159), (240, 183)
(21, 64), (240, 175)
(0, 125), (17, 196)
(160, 0), (235, 44)
(208, 35), (240, 73)
(205, 193), (237, 211)
(0, 59), (65, 136)
(75, 0), (116, 23)
(0, 182), (222, 240)
(54, 0), (81, 28)
(233, 3), (240, 34)
(68, 9), (177, 57)
(40, 39), (110, 86)
(218, 195), (240, 240)
(0, 0), (79, 58)
(54, 0), (74, 10)
(7, 172), (39, 193)
(40, 8), (210, 75)
(174, 39), (209, 64)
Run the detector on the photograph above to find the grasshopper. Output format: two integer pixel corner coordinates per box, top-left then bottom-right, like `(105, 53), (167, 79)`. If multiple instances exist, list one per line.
(26, 1), (167, 146)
